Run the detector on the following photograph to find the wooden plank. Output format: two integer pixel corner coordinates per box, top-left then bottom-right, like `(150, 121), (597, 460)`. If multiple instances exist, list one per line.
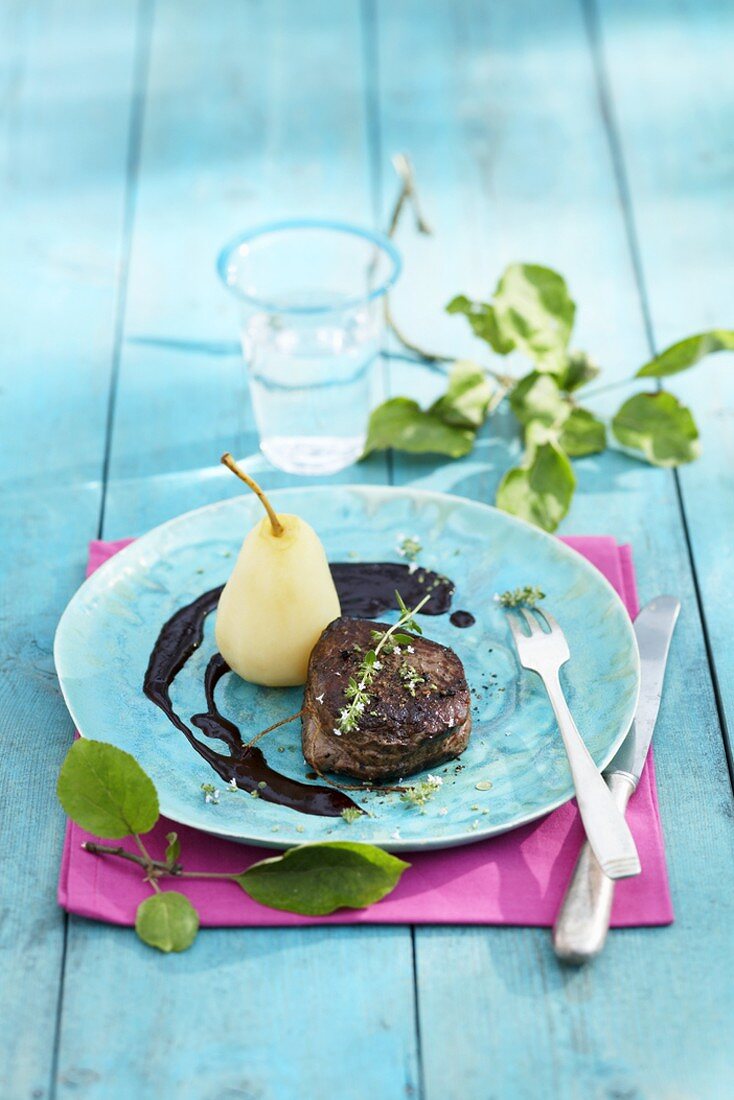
(593, 0), (734, 759)
(374, 1), (734, 1097)
(0, 2), (143, 1097)
(53, 4), (419, 1099)
(99, 0), (383, 497)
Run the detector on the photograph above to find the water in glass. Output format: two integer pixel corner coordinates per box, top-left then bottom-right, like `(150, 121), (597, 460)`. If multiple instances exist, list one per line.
(243, 292), (379, 476)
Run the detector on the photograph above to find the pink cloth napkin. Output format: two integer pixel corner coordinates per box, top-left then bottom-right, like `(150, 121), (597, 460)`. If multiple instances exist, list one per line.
(58, 537), (673, 927)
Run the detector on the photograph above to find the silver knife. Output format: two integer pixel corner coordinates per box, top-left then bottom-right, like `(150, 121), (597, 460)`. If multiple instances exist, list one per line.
(552, 595), (680, 964)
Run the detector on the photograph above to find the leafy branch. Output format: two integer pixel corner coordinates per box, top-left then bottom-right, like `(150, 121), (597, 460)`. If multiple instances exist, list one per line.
(369, 157), (734, 532)
(57, 740), (409, 952)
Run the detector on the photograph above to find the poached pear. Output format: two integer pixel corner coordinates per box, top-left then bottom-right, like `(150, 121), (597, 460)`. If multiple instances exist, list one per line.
(215, 454), (341, 687)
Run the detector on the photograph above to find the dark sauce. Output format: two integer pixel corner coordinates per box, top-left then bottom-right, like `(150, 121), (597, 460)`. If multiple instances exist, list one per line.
(143, 562), (457, 817)
(450, 610), (476, 628)
(330, 562), (454, 617)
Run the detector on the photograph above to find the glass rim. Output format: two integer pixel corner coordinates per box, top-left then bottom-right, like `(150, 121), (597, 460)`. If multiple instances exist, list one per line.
(216, 217), (402, 315)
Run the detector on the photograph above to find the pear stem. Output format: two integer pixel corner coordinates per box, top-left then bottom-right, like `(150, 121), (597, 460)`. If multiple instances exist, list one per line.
(221, 453), (284, 537)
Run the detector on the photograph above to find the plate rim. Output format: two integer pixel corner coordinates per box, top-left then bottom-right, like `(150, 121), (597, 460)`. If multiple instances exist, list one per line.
(54, 483), (641, 851)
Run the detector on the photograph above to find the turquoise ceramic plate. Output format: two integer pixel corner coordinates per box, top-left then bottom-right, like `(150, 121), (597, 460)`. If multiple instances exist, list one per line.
(54, 486), (639, 851)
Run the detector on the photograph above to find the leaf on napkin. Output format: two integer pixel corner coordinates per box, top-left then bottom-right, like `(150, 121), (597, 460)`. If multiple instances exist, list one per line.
(135, 892), (199, 953)
(57, 739), (159, 839)
(165, 832), (181, 867)
(233, 842), (410, 916)
(636, 329), (734, 378)
(611, 391), (701, 466)
(363, 397), (475, 458)
(496, 441), (576, 532)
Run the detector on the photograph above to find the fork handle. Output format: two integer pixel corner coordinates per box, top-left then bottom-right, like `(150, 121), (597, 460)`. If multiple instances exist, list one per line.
(542, 671), (640, 880)
(552, 772), (636, 963)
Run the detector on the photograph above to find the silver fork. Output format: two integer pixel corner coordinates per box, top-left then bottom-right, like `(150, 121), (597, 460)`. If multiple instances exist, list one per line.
(507, 608), (641, 880)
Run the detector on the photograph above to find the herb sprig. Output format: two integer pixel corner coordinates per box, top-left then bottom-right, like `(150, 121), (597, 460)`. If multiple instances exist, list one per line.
(496, 585), (546, 609)
(365, 156), (734, 532)
(400, 774), (443, 808)
(338, 590), (430, 734)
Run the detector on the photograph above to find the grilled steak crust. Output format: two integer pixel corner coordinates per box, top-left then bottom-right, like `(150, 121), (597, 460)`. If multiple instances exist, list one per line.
(302, 617), (472, 782)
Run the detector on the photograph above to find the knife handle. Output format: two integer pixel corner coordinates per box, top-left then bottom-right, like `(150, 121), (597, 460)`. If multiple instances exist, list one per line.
(552, 772), (637, 964)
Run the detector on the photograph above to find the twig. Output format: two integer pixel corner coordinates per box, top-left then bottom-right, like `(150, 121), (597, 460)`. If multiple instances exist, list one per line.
(384, 300), (453, 365)
(83, 841), (168, 872)
(133, 832), (155, 865)
(310, 763), (406, 795)
(581, 377), (639, 401)
(388, 153), (433, 237)
(244, 708), (305, 750)
(83, 840), (252, 884)
(384, 156), (451, 364)
(384, 155), (517, 392)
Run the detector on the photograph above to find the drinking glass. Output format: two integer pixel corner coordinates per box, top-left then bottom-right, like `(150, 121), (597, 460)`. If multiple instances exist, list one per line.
(217, 219), (401, 476)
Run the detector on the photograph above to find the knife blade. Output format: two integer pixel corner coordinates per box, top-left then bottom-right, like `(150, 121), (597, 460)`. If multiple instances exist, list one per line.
(552, 595), (680, 964)
(604, 595), (681, 785)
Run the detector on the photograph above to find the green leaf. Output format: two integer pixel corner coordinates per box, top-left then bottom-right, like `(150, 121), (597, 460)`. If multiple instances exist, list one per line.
(636, 330), (734, 378)
(363, 397), (475, 459)
(429, 360), (494, 428)
(57, 740), (159, 839)
(559, 408), (607, 457)
(446, 297), (515, 355)
(612, 391), (701, 466)
(555, 350), (601, 392)
(135, 892), (199, 953)
(509, 371), (570, 427)
(492, 263), (576, 370)
(496, 442), (576, 532)
(392, 633), (413, 646)
(165, 832), (181, 867)
(234, 842), (410, 916)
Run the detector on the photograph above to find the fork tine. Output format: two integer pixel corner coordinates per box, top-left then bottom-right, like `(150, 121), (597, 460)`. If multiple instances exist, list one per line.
(539, 609), (560, 633)
(520, 608), (541, 634)
(506, 613), (525, 647)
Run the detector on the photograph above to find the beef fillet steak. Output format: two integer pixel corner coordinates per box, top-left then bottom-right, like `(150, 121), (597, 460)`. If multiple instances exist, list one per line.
(302, 617), (472, 782)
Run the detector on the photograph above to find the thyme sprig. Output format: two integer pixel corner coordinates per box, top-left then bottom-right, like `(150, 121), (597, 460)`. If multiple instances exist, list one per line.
(396, 533), (422, 563)
(337, 590), (431, 735)
(400, 774), (443, 808)
(496, 585), (546, 608)
(399, 662), (425, 697)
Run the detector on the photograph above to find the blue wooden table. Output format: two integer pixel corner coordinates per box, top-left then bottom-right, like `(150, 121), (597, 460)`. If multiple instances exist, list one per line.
(3, 1), (734, 1096)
